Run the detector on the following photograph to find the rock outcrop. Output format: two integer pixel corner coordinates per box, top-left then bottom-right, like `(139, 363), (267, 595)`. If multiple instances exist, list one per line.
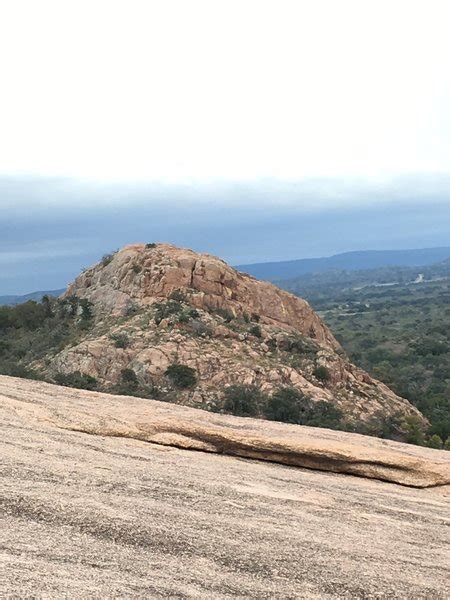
(3, 376), (449, 599)
(2, 376), (448, 488)
(36, 243), (425, 427)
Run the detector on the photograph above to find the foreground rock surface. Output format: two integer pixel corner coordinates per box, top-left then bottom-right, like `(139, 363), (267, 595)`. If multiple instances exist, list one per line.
(1, 376), (448, 489)
(1, 377), (449, 599)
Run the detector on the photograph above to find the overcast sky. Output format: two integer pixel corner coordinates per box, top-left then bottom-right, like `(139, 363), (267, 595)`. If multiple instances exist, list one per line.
(1, 1), (449, 293)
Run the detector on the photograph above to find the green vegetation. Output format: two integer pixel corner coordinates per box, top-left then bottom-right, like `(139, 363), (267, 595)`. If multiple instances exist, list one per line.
(264, 387), (310, 424)
(427, 434), (444, 449)
(153, 299), (183, 324)
(165, 364), (197, 388)
(213, 307), (234, 322)
(221, 383), (343, 429)
(101, 250), (117, 267)
(169, 290), (186, 302)
(54, 371), (98, 390)
(249, 324), (262, 338)
(263, 386), (343, 429)
(223, 384), (265, 417)
(110, 332), (129, 348)
(146, 242), (157, 249)
(280, 260), (450, 447)
(0, 295), (93, 379)
(313, 365), (331, 383)
(109, 368), (155, 398)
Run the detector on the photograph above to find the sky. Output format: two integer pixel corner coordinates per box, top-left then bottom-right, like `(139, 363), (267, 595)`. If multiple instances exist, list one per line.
(1, 1), (450, 293)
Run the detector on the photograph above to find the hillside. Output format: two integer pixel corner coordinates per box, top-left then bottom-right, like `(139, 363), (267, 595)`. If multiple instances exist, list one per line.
(2, 375), (449, 598)
(237, 247), (450, 281)
(277, 262), (450, 447)
(0, 243), (426, 439)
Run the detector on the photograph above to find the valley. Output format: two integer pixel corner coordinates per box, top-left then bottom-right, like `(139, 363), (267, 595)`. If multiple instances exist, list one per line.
(277, 261), (450, 447)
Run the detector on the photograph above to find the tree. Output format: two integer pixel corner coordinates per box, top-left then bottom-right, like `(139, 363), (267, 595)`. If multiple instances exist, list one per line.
(427, 434), (443, 449)
(404, 416), (425, 446)
(305, 401), (343, 430)
(264, 387), (312, 424)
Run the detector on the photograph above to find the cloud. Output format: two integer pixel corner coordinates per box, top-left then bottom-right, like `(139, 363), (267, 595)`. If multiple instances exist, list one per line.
(1, 174), (449, 295)
(1, 1), (450, 181)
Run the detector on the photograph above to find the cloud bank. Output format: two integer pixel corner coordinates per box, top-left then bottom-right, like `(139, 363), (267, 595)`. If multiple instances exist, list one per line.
(1, 175), (449, 294)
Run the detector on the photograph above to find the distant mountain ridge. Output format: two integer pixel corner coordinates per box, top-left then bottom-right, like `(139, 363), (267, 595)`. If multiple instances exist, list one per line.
(236, 247), (450, 281)
(0, 289), (65, 306)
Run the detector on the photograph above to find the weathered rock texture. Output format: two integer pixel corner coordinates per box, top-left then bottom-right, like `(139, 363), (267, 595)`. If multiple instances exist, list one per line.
(1, 375), (449, 598)
(37, 243), (425, 426)
(1, 376), (448, 488)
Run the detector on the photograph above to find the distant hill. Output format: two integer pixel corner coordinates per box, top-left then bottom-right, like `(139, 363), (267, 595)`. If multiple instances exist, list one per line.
(0, 289), (65, 306)
(0, 242), (424, 437)
(236, 247), (450, 281)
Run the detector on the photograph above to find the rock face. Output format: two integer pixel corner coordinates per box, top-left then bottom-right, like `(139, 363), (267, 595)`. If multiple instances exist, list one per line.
(2, 375), (449, 598)
(39, 243), (424, 426)
(2, 376), (448, 488)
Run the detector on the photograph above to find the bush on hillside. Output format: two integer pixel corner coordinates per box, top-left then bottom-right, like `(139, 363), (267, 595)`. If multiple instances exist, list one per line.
(264, 386), (343, 429)
(54, 371), (98, 390)
(110, 333), (130, 348)
(313, 365), (331, 383)
(249, 325), (262, 338)
(264, 387), (312, 424)
(154, 300), (183, 325)
(101, 250), (117, 267)
(427, 434), (443, 449)
(303, 400), (343, 430)
(165, 364), (197, 389)
(223, 384), (265, 417)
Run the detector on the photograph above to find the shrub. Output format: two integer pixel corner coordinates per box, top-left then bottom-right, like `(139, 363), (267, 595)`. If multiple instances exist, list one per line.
(110, 333), (130, 348)
(427, 434), (443, 449)
(177, 307), (200, 323)
(187, 319), (212, 337)
(265, 387), (343, 429)
(0, 339), (11, 354)
(10, 301), (48, 330)
(444, 438), (450, 451)
(404, 415), (426, 446)
(287, 336), (318, 357)
(214, 307), (234, 322)
(109, 368), (157, 399)
(264, 387), (312, 424)
(223, 384), (265, 417)
(121, 368), (139, 385)
(313, 365), (331, 383)
(54, 371), (98, 390)
(304, 401), (343, 430)
(165, 364), (197, 389)
(0, 306), (12, 330)
(154, 300), (183, 324)
(79, 298), (93, 321)
(4, 364), (42, 380)
(101, 250), (117, 267)
(249, 325), (262, 338)
(169, 290), (186, 303)
(60, 295), (79, 318)
(146, 242), (157, 249)
(132, 264), (142, 274)
(266, 338), (277, 351)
